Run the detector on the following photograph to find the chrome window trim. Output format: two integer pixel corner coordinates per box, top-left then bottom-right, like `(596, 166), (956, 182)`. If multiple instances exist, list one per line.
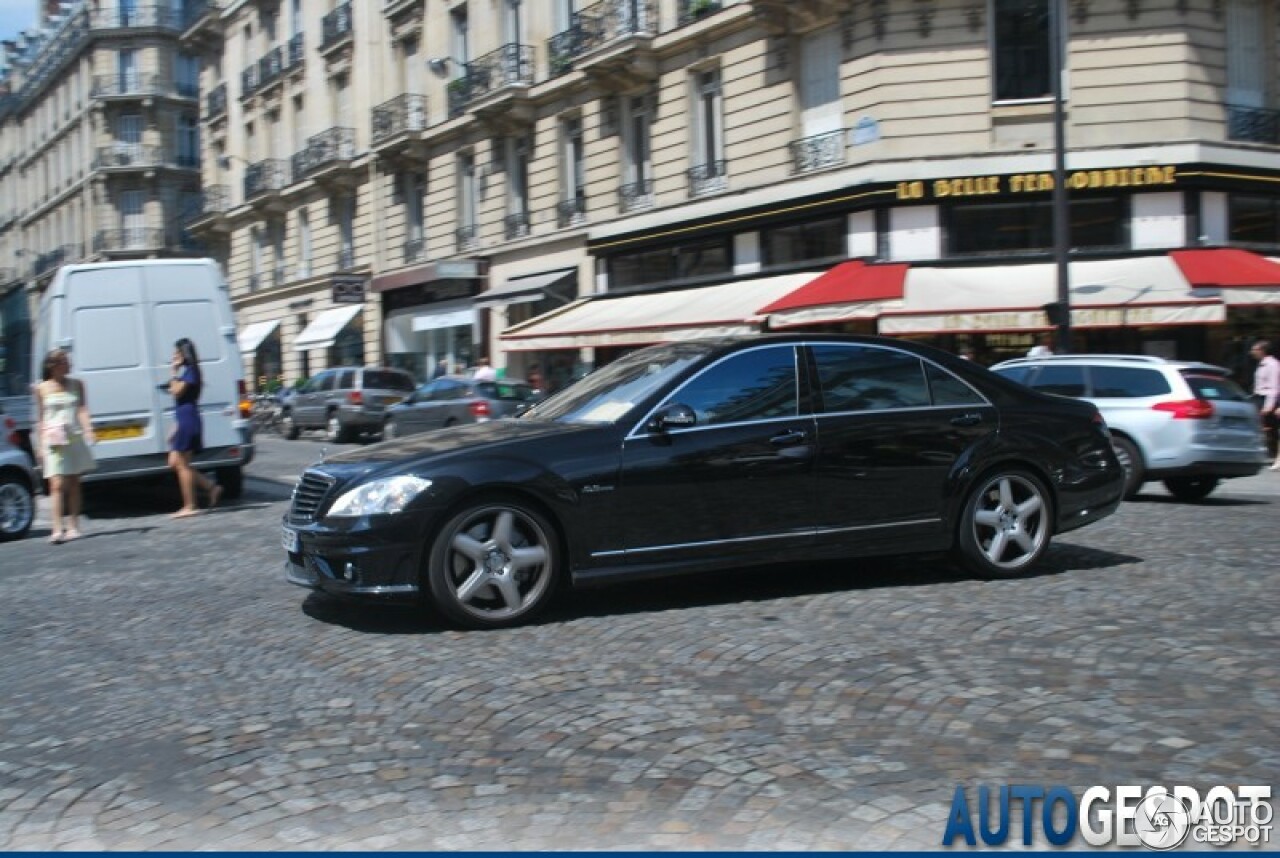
(591, 516), (939, 558)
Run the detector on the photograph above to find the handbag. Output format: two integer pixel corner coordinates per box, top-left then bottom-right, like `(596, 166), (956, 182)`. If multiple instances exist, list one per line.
(43, 422), (69, 447)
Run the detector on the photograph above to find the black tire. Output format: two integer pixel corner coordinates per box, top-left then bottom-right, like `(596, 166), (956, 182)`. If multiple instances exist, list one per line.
(954, 468), (1054, 579)
(0, 471), (34, 542)
(281, 410), (300, 440)
(383, 419), (397, 440)
(215, 466), (244, 500)
(325, 412), (350, 444)
(424, 499), (561, 629)
(1111, 435), (1145, 499)
(444, 417), (458, 428)
(1163, 476), (1219, 502)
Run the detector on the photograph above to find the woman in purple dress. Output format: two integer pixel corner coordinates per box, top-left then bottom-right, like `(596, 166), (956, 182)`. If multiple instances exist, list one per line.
(168, 338), (221, 518)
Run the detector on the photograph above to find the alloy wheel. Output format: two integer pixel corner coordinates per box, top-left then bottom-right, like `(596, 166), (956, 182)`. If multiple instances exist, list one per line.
(0, 478), (34, 540)
(435, 504), (555, 625)
(968, 473), (1050, 573)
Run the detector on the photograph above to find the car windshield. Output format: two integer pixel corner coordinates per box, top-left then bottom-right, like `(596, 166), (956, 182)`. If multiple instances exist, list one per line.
(364, 371), (416, 391)
(522, 343), (712, 424)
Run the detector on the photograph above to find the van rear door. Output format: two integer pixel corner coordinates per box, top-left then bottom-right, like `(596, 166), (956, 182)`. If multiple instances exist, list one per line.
(63, 266), (167, 456)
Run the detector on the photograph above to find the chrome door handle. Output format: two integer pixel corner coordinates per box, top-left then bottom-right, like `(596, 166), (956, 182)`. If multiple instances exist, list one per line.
(770, 429), (808, 446)
(950, 413), (983, 427)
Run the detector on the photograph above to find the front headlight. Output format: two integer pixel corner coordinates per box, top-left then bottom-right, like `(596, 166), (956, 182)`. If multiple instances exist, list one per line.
(326, 475), (433, 518)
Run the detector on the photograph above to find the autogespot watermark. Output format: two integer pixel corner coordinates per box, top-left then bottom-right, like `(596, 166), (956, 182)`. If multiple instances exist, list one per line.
(942, 784), (1273, 849)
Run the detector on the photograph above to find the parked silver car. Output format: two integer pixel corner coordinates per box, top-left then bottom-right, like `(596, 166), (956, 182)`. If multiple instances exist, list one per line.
(991, 354), (1267, 501)
(281, 366), (417, 443)
(383, 376), (537, 439)
(0, 409), (36, 541)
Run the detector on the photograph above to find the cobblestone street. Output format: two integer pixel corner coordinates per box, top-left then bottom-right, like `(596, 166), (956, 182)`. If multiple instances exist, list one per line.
(1, 441), (1277, 849)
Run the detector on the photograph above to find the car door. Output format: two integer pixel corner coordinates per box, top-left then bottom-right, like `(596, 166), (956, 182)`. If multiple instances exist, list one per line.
(806, 343), (997, 547)
(294, 371), (333, 428)
(617, 344), (816, 565)
(396, 382), (437, 434)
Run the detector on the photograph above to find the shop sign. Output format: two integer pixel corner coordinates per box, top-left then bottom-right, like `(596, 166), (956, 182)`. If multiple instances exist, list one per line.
(895, 165), (1178, 201)
(331, 275), (366, 304)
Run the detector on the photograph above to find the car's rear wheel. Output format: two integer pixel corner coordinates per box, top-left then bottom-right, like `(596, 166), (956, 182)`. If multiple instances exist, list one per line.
(281, 410), (300, 440)
(1111, 435), (1144, 499)
(0, 472), (34, 542)
(955, 469), (1053, 579)
(424, 500), (560, 629)
(383, 419), (397, 440)
(1163, 476), (1219, 502)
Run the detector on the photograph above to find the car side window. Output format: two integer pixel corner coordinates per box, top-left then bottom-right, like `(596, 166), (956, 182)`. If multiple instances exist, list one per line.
(313, 371), (335, 392)
(926, 363), (986, 406)
(1090, 366), (1171, 398)
(1027, 365), (1087, 397)
(662, 346), (797, 426)
(437, 380), (466, 401)
(811, 345), (930, 412)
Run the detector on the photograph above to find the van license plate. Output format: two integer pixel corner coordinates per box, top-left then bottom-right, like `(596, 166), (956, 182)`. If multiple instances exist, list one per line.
(96, 425), (144, 441)
(281, 527), (299, 553)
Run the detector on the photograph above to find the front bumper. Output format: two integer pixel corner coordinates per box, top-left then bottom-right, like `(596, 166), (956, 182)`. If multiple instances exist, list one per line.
(282, 514), (426, 601)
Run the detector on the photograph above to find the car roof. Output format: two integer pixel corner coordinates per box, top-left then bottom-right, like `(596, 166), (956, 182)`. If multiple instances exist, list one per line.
(990, 354), (1230, 374)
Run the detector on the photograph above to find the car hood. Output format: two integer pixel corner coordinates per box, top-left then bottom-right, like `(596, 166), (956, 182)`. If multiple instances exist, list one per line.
(320, 418), (596, 468)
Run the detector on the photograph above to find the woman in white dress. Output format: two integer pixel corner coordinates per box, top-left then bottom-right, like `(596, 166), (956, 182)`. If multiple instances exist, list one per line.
(34, 349), (96, 543)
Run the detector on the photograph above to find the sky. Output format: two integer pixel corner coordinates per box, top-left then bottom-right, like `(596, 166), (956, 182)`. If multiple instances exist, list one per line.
(0, 0), (36, 44)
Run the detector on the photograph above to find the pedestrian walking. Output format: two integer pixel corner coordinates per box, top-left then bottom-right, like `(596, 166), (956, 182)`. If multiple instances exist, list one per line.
(432, 358), (449, 379)
(472, 357), (497, 382)
(34, 349), (96, 543)
(1250, 339), (1280, 468)
(168, 338), (222, 518)
(1027, 334), (1054, 358)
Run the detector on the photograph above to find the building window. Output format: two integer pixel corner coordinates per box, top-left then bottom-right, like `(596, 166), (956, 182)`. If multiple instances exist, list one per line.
(178, 114), (199, 167)
(608, 237), (732, 290)
(404, 173), (426, 260)
(620, 95), (652, 211)
(271, 221), (286, 285)
(559, 116), (586, 226)
(176, 52), (199, 97)
(993, 0), (1051, 102)
(764, 216), (845, 266)
(506, 137), (531, 239)
(690, 70), (726, 195)
(118, 48), (137, 91)
(1228, 194), (1280, 247)
(250, 226), (263, 289)
(457, 152), (478, 250)
(338, 197), (355, 269)
(946, 197), (1126, 256)
(297, 209), (312, 277)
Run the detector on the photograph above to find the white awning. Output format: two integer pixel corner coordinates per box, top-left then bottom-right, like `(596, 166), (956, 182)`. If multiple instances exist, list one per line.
(412, 308), (475, 331)
(238, 319), (281, 354)
(475, 268), (577, 308)
(500, 273), (814, 351)
(292, 305), (363, 351)
(878, 256), (1225, 334)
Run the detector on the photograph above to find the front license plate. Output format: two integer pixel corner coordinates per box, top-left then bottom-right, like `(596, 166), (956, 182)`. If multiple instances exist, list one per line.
(281, 526), (299, 553)
(96, 425), (144, 441)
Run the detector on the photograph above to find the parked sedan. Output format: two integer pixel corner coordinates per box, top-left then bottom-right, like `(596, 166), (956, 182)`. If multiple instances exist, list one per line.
(283, 335), (1124, 629)
(383, 376), (537, 440)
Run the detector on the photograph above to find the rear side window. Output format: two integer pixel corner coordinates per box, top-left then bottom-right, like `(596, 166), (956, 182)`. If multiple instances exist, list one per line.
(811, 345), (930, 412)
(925, 364), (985, 406)
(1184, 374), (1250, 402)
(1027, 365), (1087, 397)
(1090, 366), (1171, 398)
(364, 370), (415, 391)
(336, 370), (356, 390)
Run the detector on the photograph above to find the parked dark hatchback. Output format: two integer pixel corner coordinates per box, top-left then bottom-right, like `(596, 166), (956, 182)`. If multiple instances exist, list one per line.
(284, 335), (1123, 628)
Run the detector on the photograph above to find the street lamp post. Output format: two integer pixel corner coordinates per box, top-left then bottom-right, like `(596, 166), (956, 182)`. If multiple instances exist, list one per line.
(1049, 0), (1071, 353)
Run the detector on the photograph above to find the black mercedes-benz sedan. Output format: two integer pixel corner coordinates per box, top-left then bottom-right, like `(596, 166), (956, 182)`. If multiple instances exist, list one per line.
(284, 335), (1123, 628)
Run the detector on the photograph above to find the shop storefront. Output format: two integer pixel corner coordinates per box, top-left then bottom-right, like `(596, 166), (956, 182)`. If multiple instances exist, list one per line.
(237, 318), (283, 391)
(372, 260), (486, 384)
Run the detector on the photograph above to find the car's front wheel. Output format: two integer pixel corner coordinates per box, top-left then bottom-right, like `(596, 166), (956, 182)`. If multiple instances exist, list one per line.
(954, 469), (1053, 579)
(424, 500), (561, 629)
(0, 472), (34, 542)
(1163, 476), (1219, 502)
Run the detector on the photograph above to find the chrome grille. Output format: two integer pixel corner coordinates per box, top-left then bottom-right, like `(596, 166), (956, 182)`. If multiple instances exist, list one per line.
(289, 472), (336, 522)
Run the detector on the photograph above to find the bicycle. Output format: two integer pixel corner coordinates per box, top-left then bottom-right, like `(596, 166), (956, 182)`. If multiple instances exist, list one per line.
(249, 393), (282, 436)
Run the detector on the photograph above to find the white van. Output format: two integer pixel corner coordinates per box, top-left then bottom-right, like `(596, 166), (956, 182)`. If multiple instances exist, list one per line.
(33, 259), (254, 495)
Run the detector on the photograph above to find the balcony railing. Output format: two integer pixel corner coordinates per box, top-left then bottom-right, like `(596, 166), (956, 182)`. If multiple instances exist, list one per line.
(618, 178), (653, 212)
(258, 45), (285, 88)
(197, 185), (230, 216)
(504, 212), (531, 240)
(244, 159), (289, 198)
(687, 160), (727, 197)
(456, 225), (479, 251)
(337, 247), (356, 271)
(676, 0), (722, 26)
(403, 236), (426, 263)
(92, 73), (159, 97)
(372, 94), (427, 145)
(240, 63), (260, 99)
(93, 144), (183, 169)
(291, 127), (356, 180)
(93, 227), (164, 252)
(91, 5), (183, 31)
(1227, 105), (1280, 145)
(241, 40), (298, 98)
(321, 2), (353, 50)
(547, 0), (656, 78)
(206, 83), (227, 117)
(447, 44), (534, 117)
(789, 129), (846, 174)
(547, 26), (589, 78)
(287, 33), (305, 70)
(556, 196), (587, 227)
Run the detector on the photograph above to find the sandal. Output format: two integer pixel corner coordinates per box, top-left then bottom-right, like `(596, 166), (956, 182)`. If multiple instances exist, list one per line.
(49, 531), (64, 544)
(170, 508), (201, 519)
(63, 529), (81, 541)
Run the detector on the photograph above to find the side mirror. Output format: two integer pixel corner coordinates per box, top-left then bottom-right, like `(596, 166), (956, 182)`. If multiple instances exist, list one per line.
(648, 403), (697, 433)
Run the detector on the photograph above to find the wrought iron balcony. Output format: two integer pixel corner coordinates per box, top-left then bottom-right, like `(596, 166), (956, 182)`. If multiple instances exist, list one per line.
(556, 196), (587, 227)
(244, 159), (290, 199)
(447, 44), (534, 118)
(258, 46), (285, 88)
(403, 236), (427, 263)
(321, 2), (354, 51)
(384, 0), (421, 16)
(287, 33), (305, 71)
(576, 0), (657, 47)
(187, 185), (230, 225)
(1227, 105), (1280, 145)
(206, 83), (227, 118)
(618, 178), (653, 212)
(687, 160), (727, 197)
(91, 5), (183, 32)
(372, 94), (427, 145)
(337, 247), (357, 271)
(789, 129), (846, 174)
(92, 73), (161, 97)
(547, 25), (590, 78)
(93, 144), (160, 169)
(240, 63), (261, 99)
(291, 127), (357, 183)
(93, 227), (165, 252)
(456, 225), (479, 251)
(676, 0), (722, 25)
(548, 0), (657, 84)
(504, 212), (531, 240)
